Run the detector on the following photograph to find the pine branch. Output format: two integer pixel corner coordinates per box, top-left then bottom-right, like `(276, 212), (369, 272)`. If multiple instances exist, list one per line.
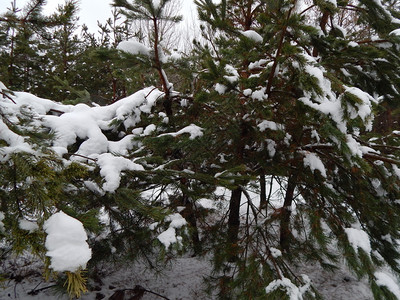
(0, 90), (16, 104)
(363, 152), (400, 165)
(301, 139), (400, 164)
(266, 5), (294, 94)
(23, 0), (43, 21)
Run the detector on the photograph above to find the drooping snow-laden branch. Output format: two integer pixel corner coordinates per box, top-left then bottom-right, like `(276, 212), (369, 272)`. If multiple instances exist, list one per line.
(301, 143), (400, 165)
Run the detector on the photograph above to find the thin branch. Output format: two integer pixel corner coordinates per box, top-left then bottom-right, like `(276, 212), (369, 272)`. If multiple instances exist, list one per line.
(266, 5), (294, 94)
(22, 0), (43, 22)
(0, 91), (16, 104)
(300, 5), (316, 15)
(66, 153), (98, 161)
(363, 152), (400, 165)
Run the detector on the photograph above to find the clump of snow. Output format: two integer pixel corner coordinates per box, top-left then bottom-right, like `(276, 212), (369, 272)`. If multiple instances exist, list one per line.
(265, 275), (311, 300)
(117, 40), (151, 56)
(371, 178), (387, 197)
(165, 213), (187, 228)
(393, 164), (400, 179)
(302, 151), (327, 177)
(152, 0), (161, 9)
(374, 272), (400, 298)
(251, 87), (267, 101)
(44, 211), (92, 272)
(143, 124), (156, 136)
(215, 83), (227, 94)
(243, 88), (252, 96)
(19, 219), (39, 233)
(270, 247), (282, 258)
(0, 118), (34, 160)
(344, 227), (371, 255)
(159, 124), (203, 140)
(348, 41), (359, 47)
(108, 134), (137, 156)
(0, 212), (4, 232)
(157, 213), (187, 249)
(389, 29), (400, 36)
(346, 135), (363, 157)
(224, 65), (240, 83)
(266, 139), (276, 157)
(241, 30), (263, 43)
(344, 86), (374, 130)
(258, 120), (285, 131)
(249, 59), (268, 70)
(42, 87), (162, 158)
(97, 153), (144, 192)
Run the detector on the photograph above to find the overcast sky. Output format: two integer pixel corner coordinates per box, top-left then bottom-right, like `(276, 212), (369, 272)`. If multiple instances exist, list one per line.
(0, 0), (197, 35)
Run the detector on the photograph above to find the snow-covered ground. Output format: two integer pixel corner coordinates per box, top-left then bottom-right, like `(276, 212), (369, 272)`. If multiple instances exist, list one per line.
(0, 253), (373, 300)
(0, 185), (374, 300)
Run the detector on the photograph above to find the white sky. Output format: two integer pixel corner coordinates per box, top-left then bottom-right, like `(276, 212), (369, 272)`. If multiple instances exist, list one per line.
(0, 0), (197, 35)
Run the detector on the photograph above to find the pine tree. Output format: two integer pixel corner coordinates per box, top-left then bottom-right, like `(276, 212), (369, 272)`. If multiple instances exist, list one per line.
(1, 0), (400, 299)
(191, 0), (400, 298)
(113, 0), (182, 118)
(0, 0), (52, 94)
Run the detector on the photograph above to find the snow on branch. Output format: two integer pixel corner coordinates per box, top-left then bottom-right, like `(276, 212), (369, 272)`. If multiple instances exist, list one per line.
(344, 227), (372, 255)
(158, 124), (204, 140)
(44, 211), (92, 273)
(265, 275), (311, 300)
(157, 213), (187, 249)
(117, 40), (152, 56)
(0, 85), (163, 192)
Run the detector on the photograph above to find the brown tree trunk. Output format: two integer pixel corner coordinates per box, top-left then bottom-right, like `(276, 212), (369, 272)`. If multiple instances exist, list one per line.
(280, 174), (297, 250)
(181, 195), (201, 255)
(152, 18), (172, 118)
(228, 188), (242, 247)
(259, 170), (267, 209)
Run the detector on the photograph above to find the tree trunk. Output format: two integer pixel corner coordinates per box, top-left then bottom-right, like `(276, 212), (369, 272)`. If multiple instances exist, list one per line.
(280, 174), (297, 250)
(228, 188), (242, 246)
(181, 195), (201, 255)
(152, 18), (172, 118)
(259, 170), (267, 209)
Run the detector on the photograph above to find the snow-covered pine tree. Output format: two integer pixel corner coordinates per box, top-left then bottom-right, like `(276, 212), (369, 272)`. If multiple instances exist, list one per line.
(111, 0), (215, 255)
(192, 0), (400, 298)
(113, 0), (182, 118)
(1, 0), (400, 298)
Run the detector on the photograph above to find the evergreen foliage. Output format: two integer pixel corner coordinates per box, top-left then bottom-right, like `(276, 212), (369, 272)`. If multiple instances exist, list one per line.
(0, 0), (400, 299)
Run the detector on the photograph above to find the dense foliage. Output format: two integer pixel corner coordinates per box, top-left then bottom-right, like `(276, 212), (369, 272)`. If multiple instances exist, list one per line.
(1, 0), (400, 299)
